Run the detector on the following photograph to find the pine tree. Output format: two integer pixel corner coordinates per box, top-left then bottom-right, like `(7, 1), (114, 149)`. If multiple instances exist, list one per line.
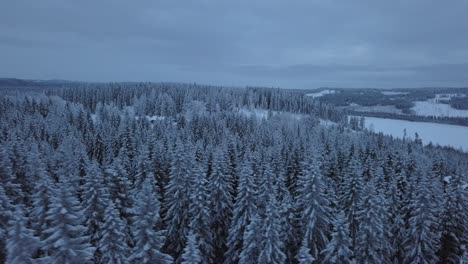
(41, 178), (95, 263)
(225, 150), (258, 264)
(355, 179), (386, 263)
(106, 154), (133, 222)
(208, 147), (233, 263)
(0, 186), (14, 263)
(98, 201), (129, 264)
(6, 206), (40, 264)
(164, 140), (192, 259)
(296, 238), (315, 264)
(189, 157), (213, 263)
(257, 194), (286, 264)
(30, 172), (55, 244)
(129, 178), (173, 264)
(338, 150), (363, 249)
(297, 150), (332, 261)
(24, 143), (48, 204)
(438, 174), (467, 263)
(322, 212), (354, 264)
(0, 145), (23, 203)
(81, 160), (110, 245)
(181, 231), (202, 264)
(404, 169), (440, 264)
(238, 214), (262, 264)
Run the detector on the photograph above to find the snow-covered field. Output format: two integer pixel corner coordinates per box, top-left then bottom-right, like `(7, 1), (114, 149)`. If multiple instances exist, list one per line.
(362, 116), (468, 151)
(352, 104), (403, 114)
(306, 89), (336, 98)
(238, 108), (304, 120)
(411, 100), (468, 118)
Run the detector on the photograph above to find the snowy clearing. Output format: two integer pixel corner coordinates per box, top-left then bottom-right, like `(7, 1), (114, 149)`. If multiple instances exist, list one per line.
(411, 100), (468, 118)
(305, 89), (336, 98)
(361, 116), (468, 151)
(352, 104), (403, 114)
(237, 108), (304, 120)
(434, 93), (466, 101)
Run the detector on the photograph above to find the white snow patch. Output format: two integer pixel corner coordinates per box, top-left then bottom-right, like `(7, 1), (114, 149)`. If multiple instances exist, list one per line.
(319, 119), (337, 127)
(361, 116), (468, 151)
(411, 100), (468, 118)
(353, 105), (403, 114)
(145, 115), (166, 121)
(434, 93), (466, 101)
(306, 89), (336, 98)
(91, 114), (97, 123)
(238, 108), (304, 120)
(443, 176), (452, 184)
(381, 91), (409, 96)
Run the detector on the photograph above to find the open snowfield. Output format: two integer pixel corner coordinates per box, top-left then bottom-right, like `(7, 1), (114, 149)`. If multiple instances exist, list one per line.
(411, 100), (468, 118)
(352, 104), (403, 114)
(306, 89), (336, 98)
(362, 116), (468, 151)
(410, 93), (468, 118)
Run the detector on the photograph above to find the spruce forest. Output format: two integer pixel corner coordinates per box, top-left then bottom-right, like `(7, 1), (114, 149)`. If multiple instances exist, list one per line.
(0, 83), (467, 263)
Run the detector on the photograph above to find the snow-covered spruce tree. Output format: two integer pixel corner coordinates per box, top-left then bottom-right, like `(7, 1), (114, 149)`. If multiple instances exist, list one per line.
(321, 211), (354, 264)
(104, 155), (134, 246)
(30, 170), (55, 244)
(181, 230), (202, 264)
(386, 176), (407, 264)
(404, 167), (440, 264)
(81, 160), (110, 246)
(0, 185), (14, 263)
(23, 143), (48, 204)
(189, 155), (213, 263)
(132, 144), (154, 193)
(0, 144), (23, 204)
(277, 172), (300, 263)
(438, 173), (467, 263)
(208, 146), (233, 263)
(297, 150), (332, 261)
(129, 177), (173, 264)
(225, 150), (258, 264)
(296, 238), (315, 264)
(257, 193), (286, 264)
(6, 206), (40, 264)
(238, 213), (262, 264)
(41, 177), (95, 263)
(98, 200), (130, 264)
(52, 138), (82, 193)
(355, 178), (387, 263)
(163, 139), (193, 260)
(338, 148), (364, 249)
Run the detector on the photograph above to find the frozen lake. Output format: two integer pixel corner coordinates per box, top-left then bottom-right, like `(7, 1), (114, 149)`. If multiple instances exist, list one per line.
(362, 116), (468, 152)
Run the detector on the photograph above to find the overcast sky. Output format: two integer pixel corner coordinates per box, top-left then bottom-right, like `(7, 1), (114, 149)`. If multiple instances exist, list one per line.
(1, 0), (468, 89)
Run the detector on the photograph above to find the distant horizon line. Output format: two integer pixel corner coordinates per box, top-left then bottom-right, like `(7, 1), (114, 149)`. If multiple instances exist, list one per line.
(1, 76), (468, 91)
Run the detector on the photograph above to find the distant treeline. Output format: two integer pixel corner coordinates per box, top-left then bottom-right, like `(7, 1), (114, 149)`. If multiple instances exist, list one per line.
(313, 87), (468, 112)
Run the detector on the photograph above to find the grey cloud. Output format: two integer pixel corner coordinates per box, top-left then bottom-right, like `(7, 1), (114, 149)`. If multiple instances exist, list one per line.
(1, 0), (468, 88)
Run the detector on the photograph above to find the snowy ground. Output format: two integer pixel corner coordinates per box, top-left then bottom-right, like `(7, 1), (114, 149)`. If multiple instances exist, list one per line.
(411, 99), (468, 118)
(238, 108), (337, 127)
(237, 108), (304, 120)
(352, 104), (403, 114)
(305, 89), (336, 98)
(361, 116), (468, 151)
